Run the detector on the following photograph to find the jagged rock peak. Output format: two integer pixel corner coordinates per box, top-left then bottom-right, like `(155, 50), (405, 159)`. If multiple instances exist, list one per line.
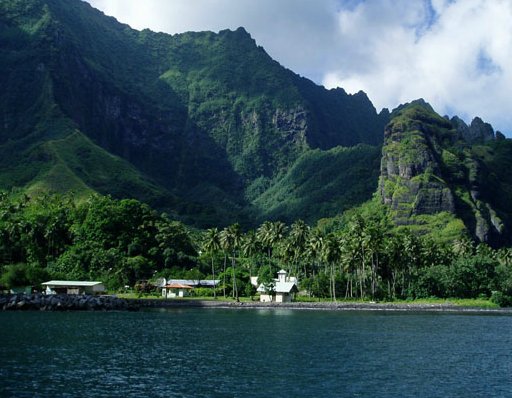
(469, 117), (495, 142)
(219, 26), (253, 40)
(450, 115), (495, 143)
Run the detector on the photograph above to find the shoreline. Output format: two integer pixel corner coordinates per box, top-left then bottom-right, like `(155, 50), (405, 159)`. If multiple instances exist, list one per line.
(2, 294), (511, 313)
(131, 298), (512, 314)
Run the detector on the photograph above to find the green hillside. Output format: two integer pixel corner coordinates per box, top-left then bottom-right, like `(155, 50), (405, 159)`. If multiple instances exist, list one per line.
(254, 145), (381, 224)
(0, 0), (387, 227)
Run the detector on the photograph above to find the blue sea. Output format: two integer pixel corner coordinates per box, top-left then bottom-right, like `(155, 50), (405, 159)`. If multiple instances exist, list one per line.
(1, 308), (512, 397)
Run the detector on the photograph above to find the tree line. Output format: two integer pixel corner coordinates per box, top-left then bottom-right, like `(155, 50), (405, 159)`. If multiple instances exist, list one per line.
(1, 192), (512, 305)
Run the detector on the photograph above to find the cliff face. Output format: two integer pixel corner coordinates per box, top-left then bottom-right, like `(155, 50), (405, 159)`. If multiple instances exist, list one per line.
(379, 100), (510, 245)
(379, 101), (455, 222)
(0, 0), (387, 226)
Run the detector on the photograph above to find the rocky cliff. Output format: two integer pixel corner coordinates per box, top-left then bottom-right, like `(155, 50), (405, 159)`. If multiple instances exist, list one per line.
(379, 100), (510, 245)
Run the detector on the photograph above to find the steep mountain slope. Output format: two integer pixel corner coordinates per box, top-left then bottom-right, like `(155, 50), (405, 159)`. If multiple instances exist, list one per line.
(0, 0), (387, 226)
(378, 100), (511, 245)
(254, 144), (381, 224)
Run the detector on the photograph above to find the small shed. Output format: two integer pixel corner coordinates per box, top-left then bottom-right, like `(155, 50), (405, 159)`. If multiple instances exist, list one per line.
(162, 283), (193, 298)
(42, 280), (105, 295)
(257, 270), (298, 303)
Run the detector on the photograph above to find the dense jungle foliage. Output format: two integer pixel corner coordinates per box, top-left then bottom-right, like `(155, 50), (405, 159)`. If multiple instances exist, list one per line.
(2, 193), (512, 306)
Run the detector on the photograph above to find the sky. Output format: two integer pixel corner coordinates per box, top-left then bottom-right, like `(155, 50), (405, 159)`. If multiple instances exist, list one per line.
(85, 0), (512, 135)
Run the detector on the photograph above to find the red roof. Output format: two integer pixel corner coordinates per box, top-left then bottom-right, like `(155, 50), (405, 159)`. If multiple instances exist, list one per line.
(164, 283), (193, 289)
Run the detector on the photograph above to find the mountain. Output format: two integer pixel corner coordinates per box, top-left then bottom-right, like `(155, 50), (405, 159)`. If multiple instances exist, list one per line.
(2, 0), (511, 246)
(378, 99), (512, 246)
(0, 0), (387, 227)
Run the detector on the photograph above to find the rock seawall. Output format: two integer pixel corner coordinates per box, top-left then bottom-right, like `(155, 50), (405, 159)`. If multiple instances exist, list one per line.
(0, 294), (138, 311)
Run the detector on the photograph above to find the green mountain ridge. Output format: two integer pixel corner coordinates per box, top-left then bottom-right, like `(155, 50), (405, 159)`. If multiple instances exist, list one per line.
(0, 0), (387, 227)
(1, 0), (511, 246)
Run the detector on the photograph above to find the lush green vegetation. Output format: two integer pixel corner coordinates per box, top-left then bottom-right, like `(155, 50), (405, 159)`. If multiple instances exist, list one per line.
(0, 192), (196, 290)
(0, 0), (387, 228)
(379, 100), (512, 246)
(2, 192), (512, 306)
(252, 144), (381, 224)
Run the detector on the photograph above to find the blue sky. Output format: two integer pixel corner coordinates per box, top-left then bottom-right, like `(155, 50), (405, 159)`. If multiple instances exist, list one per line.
(85, 0), (512, 135)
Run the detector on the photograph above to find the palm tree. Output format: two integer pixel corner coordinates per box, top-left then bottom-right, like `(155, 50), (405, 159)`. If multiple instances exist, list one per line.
(306, 229), (325, 297)
(396, 230), (421, 298)
(241, 230), (260, 280)
(219, 227), (230, 298)
(256, 221), (288, 272)
(288, 220), (310, 277)
(321, 234), (342, 302)
(257, 221), (273, 267)
(340, 235), (357, 299)
(221, 223), (243, 301)
(202, 228), (221, 298)
(476, 243), (495, 259)
(362, 222), (384, 300)
(381, 234), (403, 299)
(347, 215), (368, 299)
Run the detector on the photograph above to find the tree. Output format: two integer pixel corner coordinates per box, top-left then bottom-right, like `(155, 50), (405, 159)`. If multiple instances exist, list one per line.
(202, 228), (221, 298)
(287, 220), (310, 277)
(155, 217), (196, 270)
(220, 224), (243, 300)
(305, 229), (325, 296)
(497, 247), (512, 267)
(241, 230), (260, 280)
(0, 263), (50, 289)
(256, 221), (287, 271)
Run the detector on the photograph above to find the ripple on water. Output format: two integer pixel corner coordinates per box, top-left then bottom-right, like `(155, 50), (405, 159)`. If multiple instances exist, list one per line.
(1, 310), (512, 397)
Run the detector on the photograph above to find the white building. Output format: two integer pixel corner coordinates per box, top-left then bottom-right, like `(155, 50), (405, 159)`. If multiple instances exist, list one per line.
(161, 283), (193, 298)
(158, 278), (220, 298)
(257, 270), (298, 303)
(42, 281), (105, 295)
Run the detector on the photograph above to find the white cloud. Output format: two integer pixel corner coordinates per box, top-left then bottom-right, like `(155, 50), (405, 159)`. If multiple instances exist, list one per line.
(85, 0), (341, 82)
(84, 0), (512, 134)
(325, 0), (512, 134)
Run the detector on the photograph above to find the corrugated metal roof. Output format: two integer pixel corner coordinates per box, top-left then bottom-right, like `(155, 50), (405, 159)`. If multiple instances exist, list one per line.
(42, 280), (103, 287)
(164, 279), (220, 287)
(257, 281), (298, 293)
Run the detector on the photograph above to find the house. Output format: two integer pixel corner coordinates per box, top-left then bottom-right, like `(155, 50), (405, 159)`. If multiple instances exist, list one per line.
(158, 278), (220, 298)
(162, 283), (193, 298)
(257, 270), (298, 303)
(42, 280), (105, 295)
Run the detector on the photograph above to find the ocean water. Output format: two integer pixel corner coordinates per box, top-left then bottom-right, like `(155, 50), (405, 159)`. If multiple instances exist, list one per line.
(1, 308), (512, 397)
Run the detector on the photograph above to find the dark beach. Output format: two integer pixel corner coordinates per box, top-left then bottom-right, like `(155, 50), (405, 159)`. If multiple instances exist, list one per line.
(133, 298), (512, 313)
